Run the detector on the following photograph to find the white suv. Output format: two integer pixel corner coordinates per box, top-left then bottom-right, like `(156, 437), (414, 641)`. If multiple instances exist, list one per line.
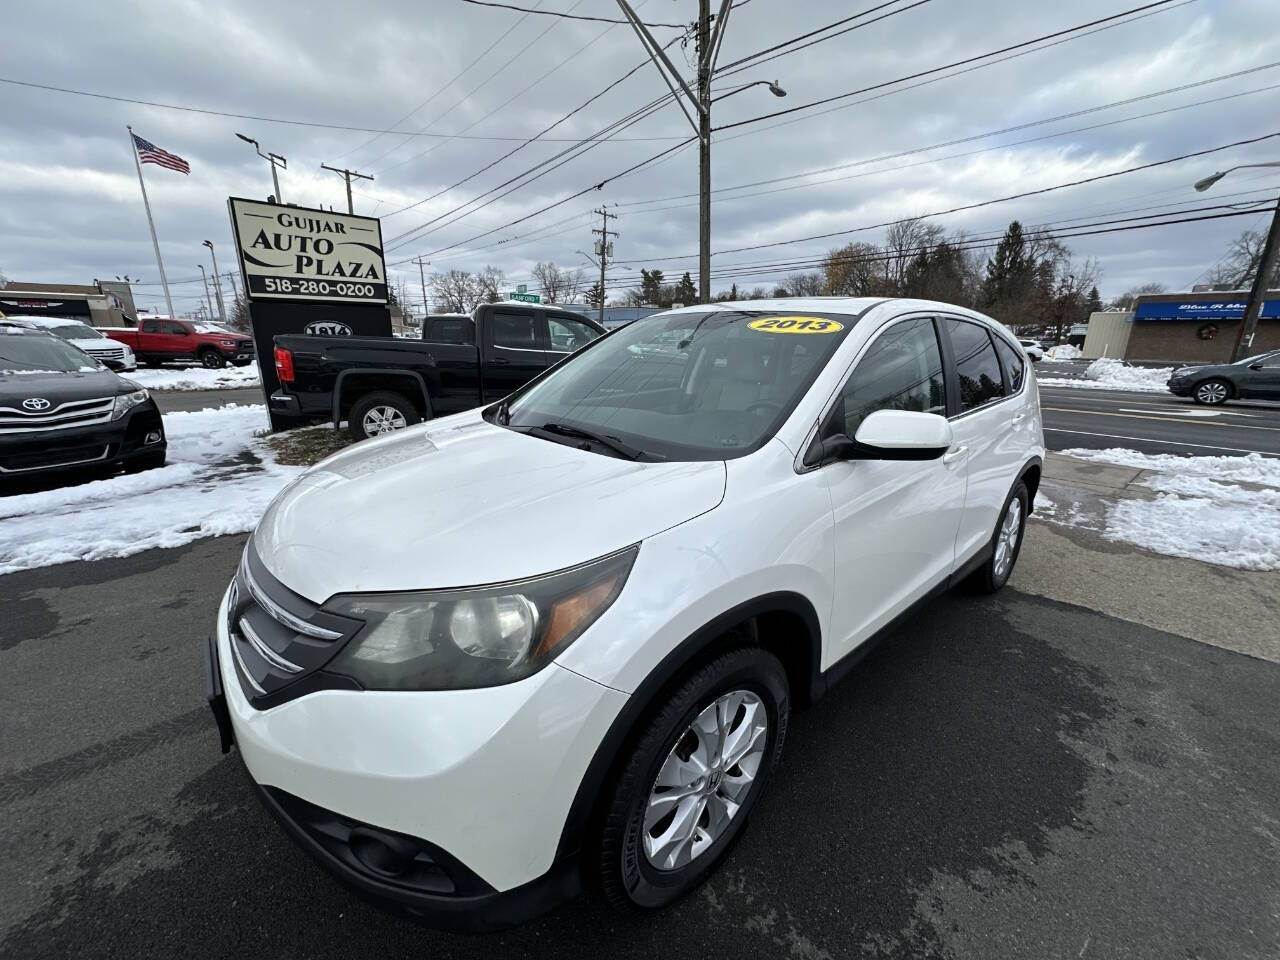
(208, 298), (1044, 930)
(1018, 338), (1044, 362)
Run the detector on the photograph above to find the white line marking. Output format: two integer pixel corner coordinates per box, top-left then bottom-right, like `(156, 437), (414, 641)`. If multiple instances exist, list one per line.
(1045, 427), (1278, 456)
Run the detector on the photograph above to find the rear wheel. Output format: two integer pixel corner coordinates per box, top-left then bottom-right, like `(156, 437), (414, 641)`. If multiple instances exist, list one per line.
(1192, 378), (1230, 405)
(597, 647), (788, 911)
(966, 480), (1029, 594)
(232, 358), (253, 367)
(348, 391), (421, 441)
(199, 348), (227, 369)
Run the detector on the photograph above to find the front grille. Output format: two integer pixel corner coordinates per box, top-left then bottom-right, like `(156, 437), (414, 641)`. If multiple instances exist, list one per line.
(0, 443), (110, 473)
(86, 345), (126, 361)
(0, 396), (115, 434)
(226, 544), (361, 706)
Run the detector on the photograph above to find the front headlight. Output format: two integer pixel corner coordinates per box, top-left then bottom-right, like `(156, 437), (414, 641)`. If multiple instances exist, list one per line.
(121, 344), (135, 358)
(325, 545), (638, 690)
(220, 339), (238, 347)
(111, 388), (150, 420)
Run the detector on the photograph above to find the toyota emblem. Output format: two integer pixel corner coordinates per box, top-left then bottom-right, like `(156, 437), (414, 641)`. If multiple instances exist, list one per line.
(22, 398), (51, 411)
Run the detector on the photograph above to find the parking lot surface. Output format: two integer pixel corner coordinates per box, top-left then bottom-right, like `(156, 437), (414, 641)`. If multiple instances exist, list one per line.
(3, 531), (1277, 959)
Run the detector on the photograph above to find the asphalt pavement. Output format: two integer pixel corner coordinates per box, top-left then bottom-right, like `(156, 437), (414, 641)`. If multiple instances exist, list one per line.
(152, 386), (263, 412)
(2, 530), (1277, 959)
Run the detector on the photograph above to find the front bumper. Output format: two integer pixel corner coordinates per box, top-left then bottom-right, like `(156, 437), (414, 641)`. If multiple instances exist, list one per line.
(1167, 379), (1193, 396)
(211, 584), (628, 927)
(0, 400), (165, 475)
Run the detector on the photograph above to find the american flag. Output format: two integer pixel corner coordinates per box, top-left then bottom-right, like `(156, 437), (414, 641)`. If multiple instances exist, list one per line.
(132, 134), (190, 175)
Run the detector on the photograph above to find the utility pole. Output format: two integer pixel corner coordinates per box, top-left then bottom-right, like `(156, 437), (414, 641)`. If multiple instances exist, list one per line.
(197, 264), (215, 320)
(202, 240), (227, 324)
(321, 164), (375, 215)
(415, 257), (431, 318)
(617, 0), (735, 304)
(1231, 194), (1280, 361)
(592, 208), (619, 325)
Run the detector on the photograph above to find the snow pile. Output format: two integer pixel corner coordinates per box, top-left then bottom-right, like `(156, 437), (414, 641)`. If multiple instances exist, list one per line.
(1081, 358), (1173, 392)
(125, 364), (261, 391)
(1046, 344), (1082, 360)
(1060, 447), (1280, 570)
(0, 404), (303, 575)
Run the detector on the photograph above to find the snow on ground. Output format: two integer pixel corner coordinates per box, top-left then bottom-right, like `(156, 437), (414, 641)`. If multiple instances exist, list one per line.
(1038, 358), (1173, 393)
(125, 364), (261, 391)
(0, 404), (302, 575)
(1042, 448), (1280, 571)
(1046, 344), (1082, 360)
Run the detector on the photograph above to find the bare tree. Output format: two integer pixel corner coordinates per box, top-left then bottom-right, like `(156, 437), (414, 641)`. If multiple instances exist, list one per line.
(532, 262), (567, 303)
(429, 270), (476, 313)
(475, 265), (506, 305)
(784, 272), (825, 297)
(823, 242), (887, 296)
(883, 217), (944, 293)
(561, 267), (586, 304)
(1203, 229), (1280, 290)
(1109, 282), (1165, 311)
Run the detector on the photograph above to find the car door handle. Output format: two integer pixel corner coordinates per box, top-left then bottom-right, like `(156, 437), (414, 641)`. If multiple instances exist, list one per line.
(942, 444), (969, 466)
(491, 357), (509, 365)
(1010, 412), (1027, 425)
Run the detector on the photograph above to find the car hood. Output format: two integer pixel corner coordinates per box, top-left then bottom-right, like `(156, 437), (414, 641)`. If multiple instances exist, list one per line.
(253, 412), (727, 601)
(0, 368), (126, 404)
(72, 338), (124, 352)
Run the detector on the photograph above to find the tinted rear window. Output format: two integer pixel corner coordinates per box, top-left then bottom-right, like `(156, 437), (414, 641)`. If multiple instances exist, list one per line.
(946, 319), (1005, 410)
(426, 318), (472, 344)
(993, 336), (1026, 392)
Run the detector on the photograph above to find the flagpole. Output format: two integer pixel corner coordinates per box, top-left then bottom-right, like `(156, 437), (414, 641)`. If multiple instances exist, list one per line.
(127, 125), (177, 319)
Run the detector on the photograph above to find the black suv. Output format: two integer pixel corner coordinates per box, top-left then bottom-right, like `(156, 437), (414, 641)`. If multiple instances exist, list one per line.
(0, 326), (166, 479)
(1166, 349), (1280, 405)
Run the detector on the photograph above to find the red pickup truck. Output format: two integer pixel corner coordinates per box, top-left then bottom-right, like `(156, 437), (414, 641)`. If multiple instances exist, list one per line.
(105, 318), (255, 369)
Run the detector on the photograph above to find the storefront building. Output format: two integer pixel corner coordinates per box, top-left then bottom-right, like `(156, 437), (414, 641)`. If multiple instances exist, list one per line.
(1123, 291), (1280, 364)
(0, 281), (137, 327)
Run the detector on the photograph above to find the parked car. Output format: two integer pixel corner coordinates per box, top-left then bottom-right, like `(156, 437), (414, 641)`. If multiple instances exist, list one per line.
(207, 297), (1044, 929)
(0, 315), (136, 371)
(1166, 349), (1280, 404)
(104, 317), (254, 369)
(1017, 338), (1044, 362)
(271, 303), (605, 440)
(0, 326), (165, 478)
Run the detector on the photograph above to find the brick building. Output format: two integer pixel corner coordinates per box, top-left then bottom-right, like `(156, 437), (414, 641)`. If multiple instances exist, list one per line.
(1123, 290), (1280, 364)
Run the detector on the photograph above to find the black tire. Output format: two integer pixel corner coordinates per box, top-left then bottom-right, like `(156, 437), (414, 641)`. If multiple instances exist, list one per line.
(232, 358), (253, 367)
(123, 450), (166, 473)
(1191, 378), (1231, 405)
(347, 390), (421, 441)
(199, 348), (227, 369)
(965, 480), (1030, 594)
(144, 358), (162, 368)
(597, 647), (789, 911)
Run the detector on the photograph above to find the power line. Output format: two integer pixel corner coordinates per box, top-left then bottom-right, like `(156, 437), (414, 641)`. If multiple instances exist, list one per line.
(621, 132), (1280, 263)
(459, 0), (686, 27)
(714, 0), (1188, 133)
(0, 75), (684, 142)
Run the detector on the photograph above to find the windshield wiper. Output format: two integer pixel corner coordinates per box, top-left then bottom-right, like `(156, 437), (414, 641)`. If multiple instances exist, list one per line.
(532, 422), (645, 461)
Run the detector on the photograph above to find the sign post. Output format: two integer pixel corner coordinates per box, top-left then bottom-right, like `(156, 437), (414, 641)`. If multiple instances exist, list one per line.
(228, 197), (392, 430)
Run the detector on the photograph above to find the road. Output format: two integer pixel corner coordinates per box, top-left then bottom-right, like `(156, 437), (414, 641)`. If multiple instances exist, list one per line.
(153, 386), (262, 412)
(2, 531), (1277, 959)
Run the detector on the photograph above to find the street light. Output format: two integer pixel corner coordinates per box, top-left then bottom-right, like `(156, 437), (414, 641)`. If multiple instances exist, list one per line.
(197, 264), (214, 320)
(201, 240), (226, 324)
(1194, 160), (1280, 361)
(235, 133), (287, 203)
(712, 80), (787, 103)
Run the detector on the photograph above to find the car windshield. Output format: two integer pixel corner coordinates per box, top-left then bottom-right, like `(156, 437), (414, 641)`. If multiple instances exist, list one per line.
(504, 309), (859, 461)
(1234, 350), (1280, 365)
(46, 322), (102, 340)
(193, 322), (227, 334)
(0, 333), (101, 373)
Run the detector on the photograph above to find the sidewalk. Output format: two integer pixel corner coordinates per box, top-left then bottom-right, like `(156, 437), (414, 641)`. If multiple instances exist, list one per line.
(1014, 453), (1280, 665)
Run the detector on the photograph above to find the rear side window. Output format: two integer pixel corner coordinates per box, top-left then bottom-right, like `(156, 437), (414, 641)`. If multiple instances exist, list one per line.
(164, 322), (187, 335)
(993, 337), (1026, 392)
(140, 320), (161, 333)
(491, 313), (539, 350)
(836, 317), (946, 435)
(946, 319), (1005, 410)
(546, 316), (599, 353)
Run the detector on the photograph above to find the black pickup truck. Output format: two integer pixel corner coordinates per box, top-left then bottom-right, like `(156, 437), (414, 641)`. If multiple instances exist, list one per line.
(270, 303), (606, 439)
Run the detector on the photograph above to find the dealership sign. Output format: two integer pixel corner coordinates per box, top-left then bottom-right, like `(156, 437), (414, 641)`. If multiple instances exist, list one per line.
(1134, 297), (1280, 320)
(228, 198), (388, 305)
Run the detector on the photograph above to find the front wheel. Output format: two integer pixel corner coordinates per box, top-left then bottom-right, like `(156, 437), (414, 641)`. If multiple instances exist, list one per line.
(347, 391), (421, 441)
(966, 480), (1029, 594)
(597, 648), (789, 911)
(1192, 379), (1230, 405)
(199, 349), (227, 369)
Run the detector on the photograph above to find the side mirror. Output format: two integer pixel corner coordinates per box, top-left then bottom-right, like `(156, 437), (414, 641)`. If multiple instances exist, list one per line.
(852, 409), (953, 461)
(803, 432), (858, 467)
(1249, 362), (1263, 370)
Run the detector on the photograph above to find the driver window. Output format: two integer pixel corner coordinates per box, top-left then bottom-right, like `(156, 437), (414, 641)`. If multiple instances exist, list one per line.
(163, 322), (186, 335)
(547, 316), (598, 353)
(140, 320), (160, 333)
(833, 317), (946, 436)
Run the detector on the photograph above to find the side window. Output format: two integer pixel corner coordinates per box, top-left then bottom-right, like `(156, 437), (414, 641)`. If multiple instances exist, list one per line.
(835, 317), (946, 436)
(546, 316), (598, 353)
(1259, 352), (1280, 368)
(427, 318), (468, 344)
(993, 337), (1026, 392)
(946, 319), (1005, 410)
(140, 320), (160, 333)
(164, 322), (187, 335)
(490, 312), (539, 350)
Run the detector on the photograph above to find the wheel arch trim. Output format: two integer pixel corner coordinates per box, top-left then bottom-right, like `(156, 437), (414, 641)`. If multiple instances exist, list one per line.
(331, 368), (433, 425)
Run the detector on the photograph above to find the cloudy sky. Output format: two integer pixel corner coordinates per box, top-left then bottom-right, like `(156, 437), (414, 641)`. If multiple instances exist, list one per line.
(2, 0), (1278, 315)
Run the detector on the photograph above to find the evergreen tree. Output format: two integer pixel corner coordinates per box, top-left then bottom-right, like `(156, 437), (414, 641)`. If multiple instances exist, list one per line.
(1087, 285), (1103, 314)
(639, 269), (665, 305)
(982, 221), (1030, 307)
(584, 280), (605, 308)
(672, 272), (697, 305)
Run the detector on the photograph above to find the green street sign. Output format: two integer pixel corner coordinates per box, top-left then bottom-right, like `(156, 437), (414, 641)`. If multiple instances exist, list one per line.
(516, 283), (528, 294)
(508, 292), (541, 303)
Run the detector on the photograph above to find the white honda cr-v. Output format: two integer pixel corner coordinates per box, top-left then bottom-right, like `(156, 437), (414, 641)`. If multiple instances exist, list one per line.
(207, 298), (1044, 930)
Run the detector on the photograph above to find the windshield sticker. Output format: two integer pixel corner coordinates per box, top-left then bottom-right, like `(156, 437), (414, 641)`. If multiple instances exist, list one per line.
(747, 316), (844, 334)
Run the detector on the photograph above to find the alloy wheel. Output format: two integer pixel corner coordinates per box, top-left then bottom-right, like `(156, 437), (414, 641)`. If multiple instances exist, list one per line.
(993, 497), (1023, 580)
(362, 405), (408, 435)
(642, 690), (768, 871)
(1195, 381), (1228, 405)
